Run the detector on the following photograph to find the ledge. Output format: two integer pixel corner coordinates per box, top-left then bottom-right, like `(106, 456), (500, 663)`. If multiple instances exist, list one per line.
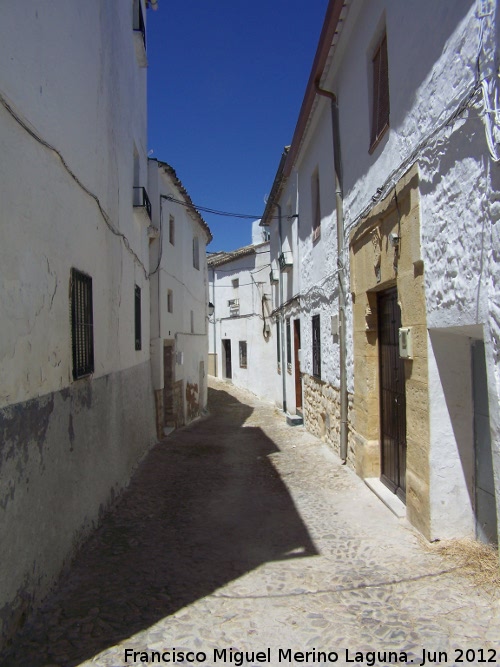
(364, 477), (406, 518)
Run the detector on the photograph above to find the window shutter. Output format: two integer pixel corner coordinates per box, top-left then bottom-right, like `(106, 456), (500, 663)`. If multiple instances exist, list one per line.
(371, 34), (390, 149)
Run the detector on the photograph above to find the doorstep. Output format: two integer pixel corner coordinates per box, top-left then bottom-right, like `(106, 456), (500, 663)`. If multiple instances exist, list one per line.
(364, 477), (406, 518)
(286, 413), (303, 426)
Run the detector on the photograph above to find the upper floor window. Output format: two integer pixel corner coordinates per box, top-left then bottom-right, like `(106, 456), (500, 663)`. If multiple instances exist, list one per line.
(71, 268), (94, 380)
(169, 215), (175, 245)
(312, 168), (321, 242)
(167, 289), (173, 313)
(312, 314), (321, 379)
(193, 236), (200, 270)
(370, 32), (389, 152)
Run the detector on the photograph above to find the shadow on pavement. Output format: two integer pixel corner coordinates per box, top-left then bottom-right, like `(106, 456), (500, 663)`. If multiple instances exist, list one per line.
(1, 386), (318, 666)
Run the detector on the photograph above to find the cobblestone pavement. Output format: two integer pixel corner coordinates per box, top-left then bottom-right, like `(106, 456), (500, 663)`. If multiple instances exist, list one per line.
(2, 378), (500, 667)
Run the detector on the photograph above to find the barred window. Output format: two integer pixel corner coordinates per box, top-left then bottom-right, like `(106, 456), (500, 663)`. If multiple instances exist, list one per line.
(71, 268), (94, 380)
(135, 285), (141, 351)
(312, 314), (321, 379)
(239, 341), (247, 368)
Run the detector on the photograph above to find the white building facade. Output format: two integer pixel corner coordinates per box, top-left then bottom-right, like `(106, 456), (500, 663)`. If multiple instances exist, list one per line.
(148, 159), (212, 435)
(208, 230), (276, 403)
(0, 0), (156, 647)
(262, 0), (500, 545)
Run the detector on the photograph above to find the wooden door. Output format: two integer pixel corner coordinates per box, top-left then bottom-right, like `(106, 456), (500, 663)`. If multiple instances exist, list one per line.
(294, 319), (302, 410)
(378, 288), (406, 502)
(223, 339), (232, 379)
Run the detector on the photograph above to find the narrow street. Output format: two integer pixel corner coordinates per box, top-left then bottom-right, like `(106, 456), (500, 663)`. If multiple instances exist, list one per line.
(2, 378), (499, 667)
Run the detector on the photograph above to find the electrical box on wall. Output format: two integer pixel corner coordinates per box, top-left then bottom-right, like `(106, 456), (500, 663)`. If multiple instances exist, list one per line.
(399, 327), (413, 359)
(331, 314), (339, 336)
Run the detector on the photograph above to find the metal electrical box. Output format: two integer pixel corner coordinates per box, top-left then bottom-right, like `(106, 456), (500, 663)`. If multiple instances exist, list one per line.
(399, 327), (413, 359)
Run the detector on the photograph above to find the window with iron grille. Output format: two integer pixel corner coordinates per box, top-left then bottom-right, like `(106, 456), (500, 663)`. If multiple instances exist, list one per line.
(239, 341), (247, 368)
(370, 33), (390, 152)
(312, 314), (321, 379)
(286, 318), (292, 366)
(135, 285), (141, 350)
(311, 168), (321, 242)
(71, 268), (94, 380)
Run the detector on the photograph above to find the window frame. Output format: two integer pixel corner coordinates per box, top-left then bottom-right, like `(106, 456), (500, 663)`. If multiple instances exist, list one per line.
(312, 314), (321, 380)
(369, 32), (390, 153)
(239, 341), (248, 368)
(71, 268), (94, 380)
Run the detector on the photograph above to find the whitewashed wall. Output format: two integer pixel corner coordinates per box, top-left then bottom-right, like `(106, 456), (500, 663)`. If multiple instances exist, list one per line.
(148, 160), (211, 421)
(0, 0), (155, 647)
(209, 245), (276, 403)
(267, 0), (500, 539)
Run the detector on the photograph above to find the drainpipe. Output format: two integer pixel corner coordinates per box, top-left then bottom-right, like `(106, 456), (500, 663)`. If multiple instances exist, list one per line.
(315, 82), (348, 463)
(277, 202), (287, 414)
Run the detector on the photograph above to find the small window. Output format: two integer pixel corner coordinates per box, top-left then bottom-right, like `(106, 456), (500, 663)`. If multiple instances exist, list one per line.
(370, 33), (390, 152)
(193, 236), (200, 270)
(286, 318), (292, 366)
(312, 168), (321, 242)
(312, 314), (321, 379)
(232, 278), (239, 290)
(167, 289), (173, 313)
(190, 310), (194, 333)
(239, 341), (247, 368)
(169, 215), (175, 245)
(71, 268), (94, 380)
(135, 284), (141, 351)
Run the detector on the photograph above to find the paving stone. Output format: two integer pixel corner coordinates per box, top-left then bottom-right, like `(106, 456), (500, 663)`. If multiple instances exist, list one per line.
(1, 378), (499, 666)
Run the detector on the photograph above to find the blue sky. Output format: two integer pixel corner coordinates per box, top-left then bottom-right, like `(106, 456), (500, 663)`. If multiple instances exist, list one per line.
(147, 1), (329, 252)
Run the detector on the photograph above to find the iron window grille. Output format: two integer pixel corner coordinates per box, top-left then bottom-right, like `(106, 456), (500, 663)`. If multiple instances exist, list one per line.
(135, 285), (141, 350)
(133, 186), (152, 220)
(312, 314), (321, 379)
(239, 341), (247, 368)
(71, 268), (94, 380)
(370, 33), (390, 152)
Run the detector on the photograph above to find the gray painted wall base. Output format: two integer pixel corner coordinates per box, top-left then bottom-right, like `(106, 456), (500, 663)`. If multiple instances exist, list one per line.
(0, 362), (156, 649)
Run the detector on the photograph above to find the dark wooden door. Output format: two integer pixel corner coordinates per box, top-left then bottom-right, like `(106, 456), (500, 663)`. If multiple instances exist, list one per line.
(294, 320), (302, 409)
(223, 339), (232, 379)
(378, 288), (406, 502)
